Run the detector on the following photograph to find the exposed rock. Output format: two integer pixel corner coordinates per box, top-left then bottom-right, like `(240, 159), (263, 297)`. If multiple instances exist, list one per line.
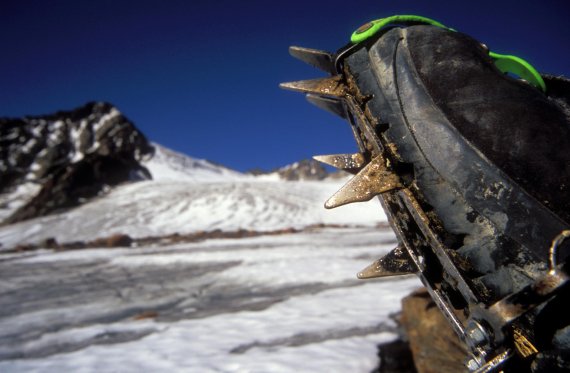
(276, 159), (329, 180)
(251, 159), (349, 181)
(400, 288), (468, 373)
(132, 311), (159, 320)
(0, 102), (154, 225)
(40, 237), (58, 249)
(92, 233), (133, 248)
(2, 224), (361, 253)
(246, 168), (267, 176)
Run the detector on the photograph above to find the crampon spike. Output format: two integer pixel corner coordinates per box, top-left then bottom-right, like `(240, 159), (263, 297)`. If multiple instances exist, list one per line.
(357, 245), (416, 279)
(306, 94), (347, 118)
(324, 154), (402, 209)
(279, 76), (346, 98)
(313, 153), (366, 174)
(289, 46), (335, 74)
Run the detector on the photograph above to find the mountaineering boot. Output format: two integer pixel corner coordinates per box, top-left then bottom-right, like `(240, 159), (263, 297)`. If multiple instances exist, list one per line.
(282, 15), (570, 372)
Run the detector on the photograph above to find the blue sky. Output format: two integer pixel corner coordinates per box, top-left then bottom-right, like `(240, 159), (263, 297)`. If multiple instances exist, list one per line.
(1, 1), (569, 171)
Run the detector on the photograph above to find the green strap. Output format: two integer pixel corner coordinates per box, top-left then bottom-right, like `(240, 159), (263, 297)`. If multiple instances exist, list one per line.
(350, 15), (546, 92)
(351, 15), (452, 43)
(489, 52), (546, 92)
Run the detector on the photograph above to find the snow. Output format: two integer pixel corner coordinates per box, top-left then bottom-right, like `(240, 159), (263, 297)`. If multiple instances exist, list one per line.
(0, 141), (384, 248)
(0, 182), (42, 223)
(0, 143), (416, 372)
(0, 179), (386, 248)
(144, 143), (248, 182)
(93, 107), (120, 132)
(0, 228), (420, 372)
(0, 143), (387, 249)
(20, 138), (37, 154)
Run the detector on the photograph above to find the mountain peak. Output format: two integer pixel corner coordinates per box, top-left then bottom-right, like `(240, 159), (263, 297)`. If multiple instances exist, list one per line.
(0, 102), (153, 225)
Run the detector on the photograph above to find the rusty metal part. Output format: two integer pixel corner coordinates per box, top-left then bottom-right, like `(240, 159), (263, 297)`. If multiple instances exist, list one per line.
(313, 153), (366, 174)
(395, 188), (497, 367)
(288, 46), (336, 74)
(344, 95), (384, 154)
(400, 189), (480, 305)
(487, 266), (568, 327)
(381, 191), (471, 347)
(549, 229), (570, 272)
(324, 154), (402, 209)
(512, 328), (538, 358)
(486, 229), (570, 332)
(281, 41), (570, 373)
(318, 66), (478, 345)
(472, 350), (513, 373)
(357, 244), (417, 279)
(281, 64), (492, 368)
(279, 76), (347, 97)
(305, 93), (347, 118)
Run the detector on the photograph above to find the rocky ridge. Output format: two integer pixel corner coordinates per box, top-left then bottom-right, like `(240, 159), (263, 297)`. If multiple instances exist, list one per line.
(252, 159), (348, 181)
(0, 102), (154, 225)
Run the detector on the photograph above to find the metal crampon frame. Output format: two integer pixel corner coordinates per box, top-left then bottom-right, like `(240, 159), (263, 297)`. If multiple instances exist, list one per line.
(281, 44), (570, 372)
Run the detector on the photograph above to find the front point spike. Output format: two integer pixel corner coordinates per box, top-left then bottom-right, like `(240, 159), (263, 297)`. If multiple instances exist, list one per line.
(313, 153), (366, 174)
(289, 46), (335, 74)
(279, 75), (346, 98)
(324, 154), (402, 209)
(357, 245), (416, 279)
(306, 94), (347, 118)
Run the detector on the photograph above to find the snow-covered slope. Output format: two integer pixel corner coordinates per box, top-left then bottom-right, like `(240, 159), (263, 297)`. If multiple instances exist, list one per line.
(0, 143), (387, 249)
(145, 143), (248, 182)
(0, 143), (406, 373)
(0, 178), (386, 248)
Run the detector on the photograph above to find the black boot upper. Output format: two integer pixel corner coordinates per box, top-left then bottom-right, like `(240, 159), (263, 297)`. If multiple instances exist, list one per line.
(405, 26), (570, 224)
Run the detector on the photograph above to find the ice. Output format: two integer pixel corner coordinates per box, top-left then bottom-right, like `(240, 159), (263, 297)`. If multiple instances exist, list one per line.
(0, 227), (419, 372)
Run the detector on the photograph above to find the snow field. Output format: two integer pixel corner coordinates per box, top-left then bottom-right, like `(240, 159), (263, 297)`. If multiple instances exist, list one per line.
(0, 228), (420, 372)
(0, 143), (414, 372)
(0, 179), (386, 249)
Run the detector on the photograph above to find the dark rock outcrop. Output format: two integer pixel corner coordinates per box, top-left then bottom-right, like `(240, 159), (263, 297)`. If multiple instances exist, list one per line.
(0, 102), (154, 225)
(276, 159), (329, 181)
(251, 159), (348, 181)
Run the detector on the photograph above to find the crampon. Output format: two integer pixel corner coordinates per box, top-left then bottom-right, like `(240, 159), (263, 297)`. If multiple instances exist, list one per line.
(281, 15), (570, 372)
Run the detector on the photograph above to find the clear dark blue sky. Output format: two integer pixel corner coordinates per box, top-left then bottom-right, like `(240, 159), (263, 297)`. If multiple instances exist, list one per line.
(2, 1), (569, 171)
